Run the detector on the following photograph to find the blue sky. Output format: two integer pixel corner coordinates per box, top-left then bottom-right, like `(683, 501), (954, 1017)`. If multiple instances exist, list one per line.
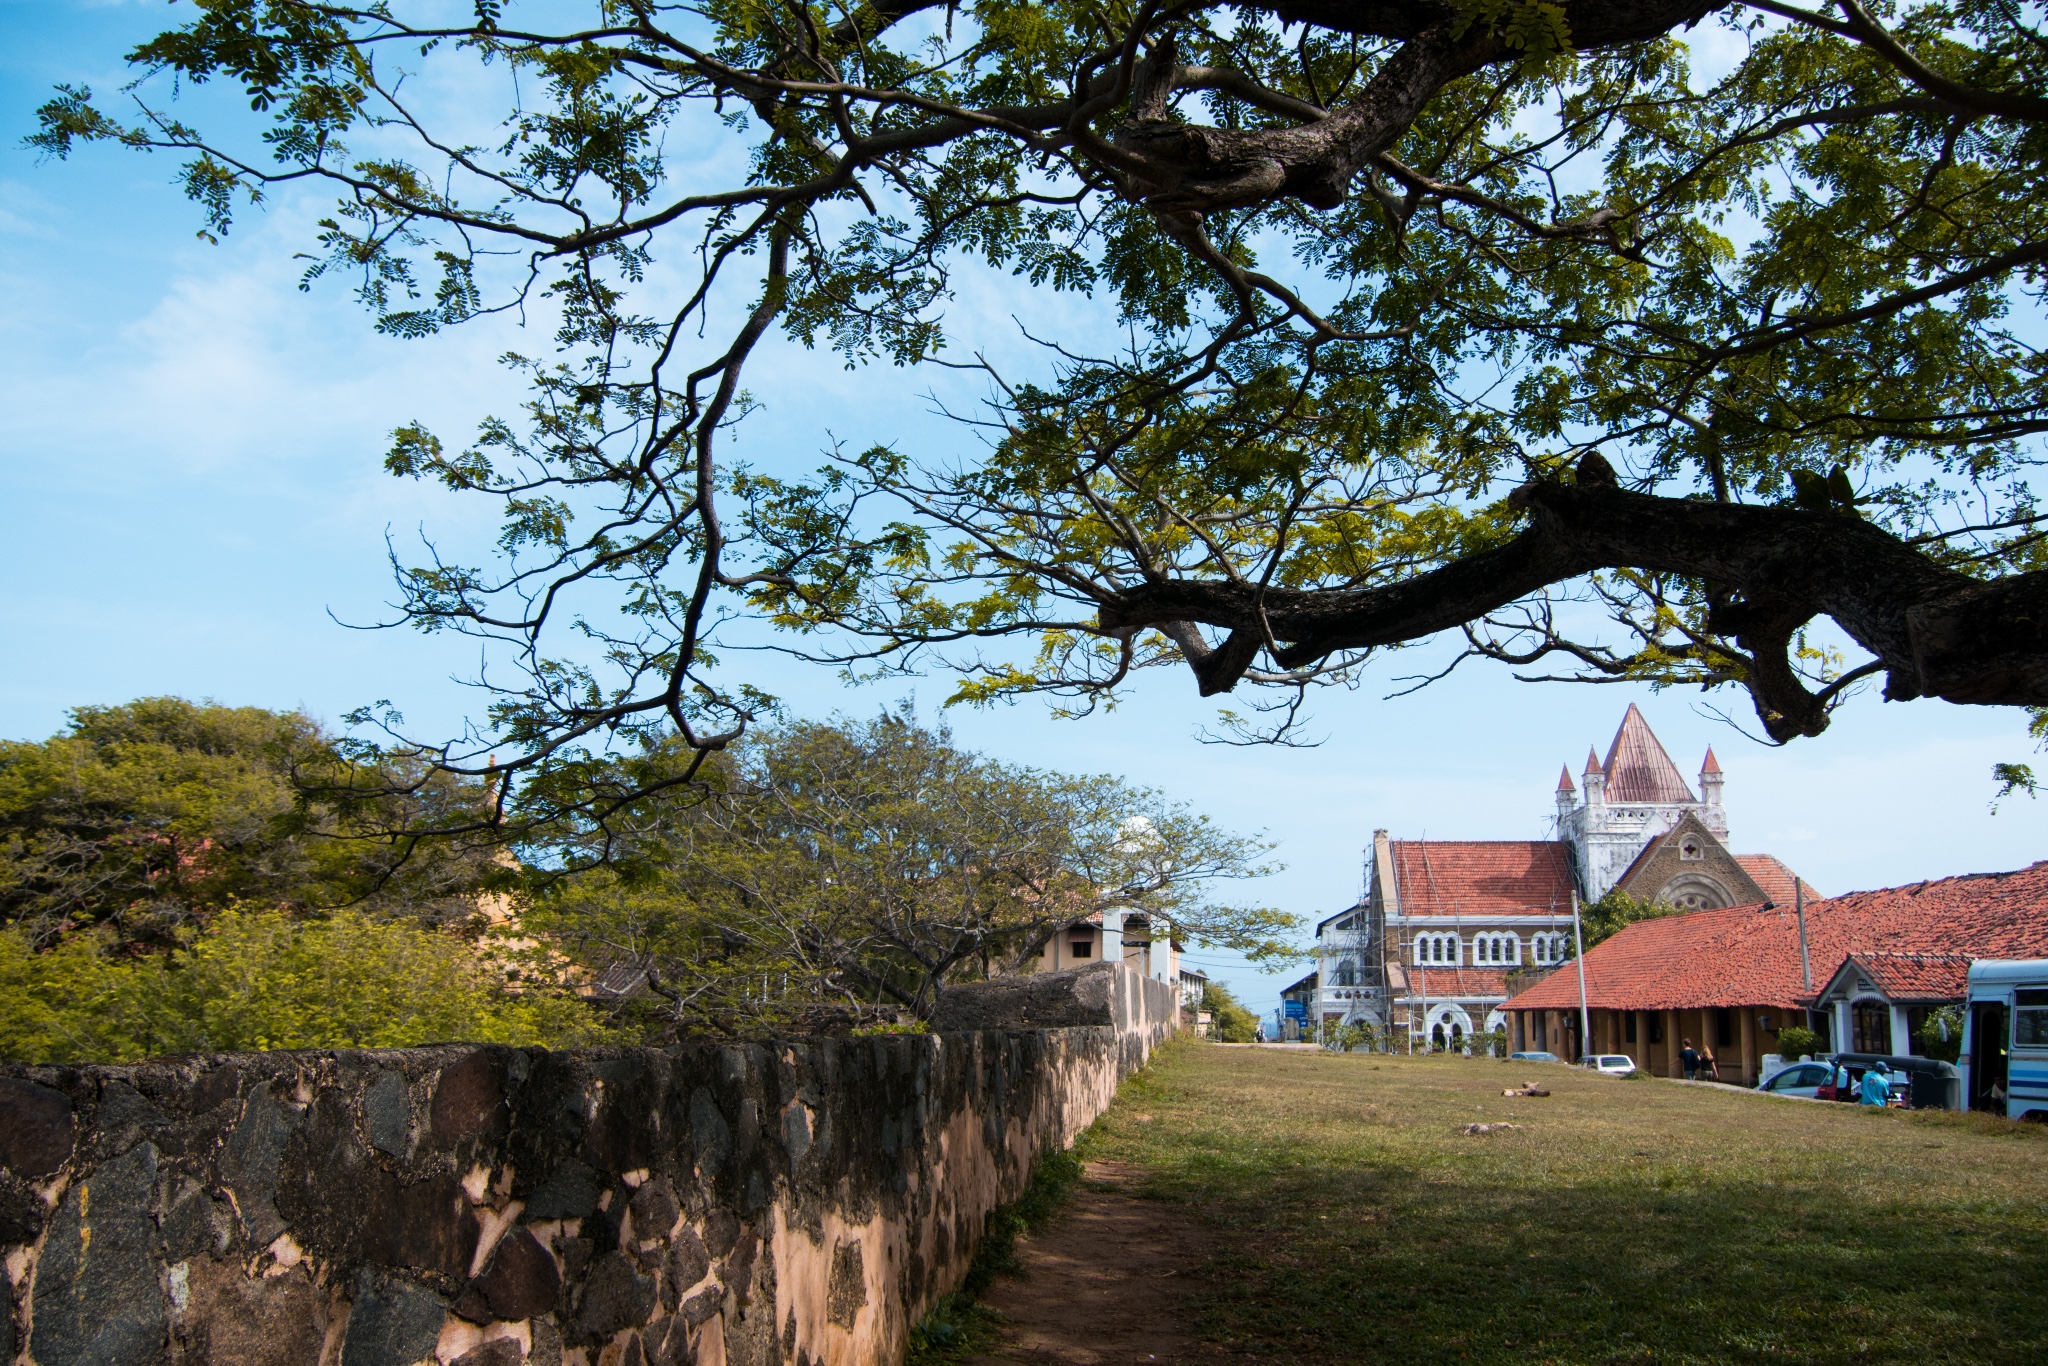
(3, 2), (2043, 1019)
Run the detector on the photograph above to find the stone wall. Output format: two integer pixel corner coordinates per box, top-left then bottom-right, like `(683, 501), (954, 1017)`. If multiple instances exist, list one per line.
(0, 964), (1177, 1366)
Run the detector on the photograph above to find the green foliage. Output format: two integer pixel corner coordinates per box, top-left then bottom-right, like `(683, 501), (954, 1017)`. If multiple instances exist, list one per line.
(1201, 980), (1262, 1043)
(0, 698), (508, 951)
(523, 710), (1292, 1035)
(1775, 1024), (1820, 1061)
(33, 0), (2048, 793)
(1578, 888), (1682, 952)
(0, 905), (606, 1064)
(1915, 1006), (1965, 1064)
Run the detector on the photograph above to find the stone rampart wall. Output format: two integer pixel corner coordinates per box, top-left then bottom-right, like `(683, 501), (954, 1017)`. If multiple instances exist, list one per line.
(0, 964), (1177, 1366)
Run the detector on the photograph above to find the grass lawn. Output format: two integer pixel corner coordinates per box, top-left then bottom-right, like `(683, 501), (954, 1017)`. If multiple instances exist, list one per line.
(1079, 1042), (2048, 1364)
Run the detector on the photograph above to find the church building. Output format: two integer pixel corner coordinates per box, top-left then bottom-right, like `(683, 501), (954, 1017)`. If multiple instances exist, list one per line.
(1312, 705), (1815, 1048)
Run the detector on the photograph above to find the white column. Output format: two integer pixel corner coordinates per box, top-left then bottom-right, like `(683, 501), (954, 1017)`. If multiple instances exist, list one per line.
(1101, 909), (1125, 972)
(1835, 999), (1853, 1053)
(1890, 1004), (1912, 1057)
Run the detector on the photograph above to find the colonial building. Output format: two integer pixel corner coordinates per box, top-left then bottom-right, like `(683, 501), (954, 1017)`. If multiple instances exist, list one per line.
(1314, 705), (1814, 1048)
(1502, 861), (2048, 1081)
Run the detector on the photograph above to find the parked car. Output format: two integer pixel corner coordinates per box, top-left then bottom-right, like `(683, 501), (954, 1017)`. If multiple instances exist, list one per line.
(1757, 1061), (1833, 1098)
(1583, 1054), (1638, 1077)
(1509, 1050), (1561, 1063)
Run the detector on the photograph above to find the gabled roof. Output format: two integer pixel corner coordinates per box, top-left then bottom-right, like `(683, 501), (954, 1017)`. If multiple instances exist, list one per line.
(1502, 901), (1802, 1012)
(1504, 860), (2048, 1014)
(1734, 854), (1822, 907)
(1389, 840), (1576, 918)
(1317, 903), (1367, 933)
(1826, 952), (1973, 1004)
(1609, 812), (1769, 906)
(1600, 703), (1698, 804)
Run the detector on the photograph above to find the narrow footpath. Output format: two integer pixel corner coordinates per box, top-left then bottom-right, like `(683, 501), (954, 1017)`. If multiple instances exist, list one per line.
(964, 1161), (1213, 1366)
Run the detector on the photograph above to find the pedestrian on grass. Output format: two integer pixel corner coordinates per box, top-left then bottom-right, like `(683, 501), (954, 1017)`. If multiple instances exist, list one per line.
(1859, 1062), (1893, 1107)
(1701, 1044), (1719, 1081)
(1680, 1038), (1700, 1079)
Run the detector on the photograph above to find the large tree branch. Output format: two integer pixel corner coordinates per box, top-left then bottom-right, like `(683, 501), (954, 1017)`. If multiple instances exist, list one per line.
(1111, 0), (1724, 213)
(1097, 473), (2048, 726)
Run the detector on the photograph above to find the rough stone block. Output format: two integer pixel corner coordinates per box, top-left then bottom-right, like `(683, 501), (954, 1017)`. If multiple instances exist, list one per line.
(0, 1076), (74, 1177)
(341, 1274), (446, 1366)
(30, 1142), (165, 1366)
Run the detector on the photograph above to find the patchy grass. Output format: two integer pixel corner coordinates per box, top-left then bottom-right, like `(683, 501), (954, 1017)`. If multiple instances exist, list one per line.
(1082, 1041), (2048, 1364)
(905, 1147), (1085, 1363)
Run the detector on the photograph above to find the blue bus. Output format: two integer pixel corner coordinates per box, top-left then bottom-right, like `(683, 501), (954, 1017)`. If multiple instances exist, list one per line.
(1963, 959), (2048, 1120)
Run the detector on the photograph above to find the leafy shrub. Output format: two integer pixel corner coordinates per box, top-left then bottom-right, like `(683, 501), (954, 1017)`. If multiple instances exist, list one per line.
(1775, 1025), (1820, 1061)
(0, 906), (607, 1063)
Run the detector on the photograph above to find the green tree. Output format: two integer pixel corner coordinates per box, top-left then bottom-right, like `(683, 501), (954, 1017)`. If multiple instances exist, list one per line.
(0, 906), (605, 1064)
(1577, 888), (1682, 952)
(522, 711), (1293, 1032)
(32, 0), (2048, 802)
(1201, 981), (1262, 1043)
(0, 698), (511, 951)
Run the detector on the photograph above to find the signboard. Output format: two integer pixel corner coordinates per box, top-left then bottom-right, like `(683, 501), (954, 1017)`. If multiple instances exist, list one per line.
(1283, 1000), (1307, 1019)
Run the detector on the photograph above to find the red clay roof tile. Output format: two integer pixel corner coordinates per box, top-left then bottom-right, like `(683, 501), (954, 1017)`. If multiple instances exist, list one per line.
(1503, 861), (2048, 1013)
(1733, 854), (1822, 908)
(1390, 841), (1578, 918)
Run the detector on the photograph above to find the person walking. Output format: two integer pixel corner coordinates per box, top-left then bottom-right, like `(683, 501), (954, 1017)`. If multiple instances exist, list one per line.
(1680, 1038), (1700, 1080)
(1701, 1044), (1720, 1082)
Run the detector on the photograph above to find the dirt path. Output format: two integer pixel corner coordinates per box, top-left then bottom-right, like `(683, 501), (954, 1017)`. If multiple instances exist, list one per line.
(964, 1161), (1213, 1366)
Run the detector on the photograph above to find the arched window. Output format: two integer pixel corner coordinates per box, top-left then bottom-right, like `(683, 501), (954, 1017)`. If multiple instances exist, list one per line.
(1413, 932), (1461, 966)
(1529, 932), (1570, 965)
(1335, 958), (1357, 987)
(1472, 932), (1521, 966)
(1678, 834), (1705, 862)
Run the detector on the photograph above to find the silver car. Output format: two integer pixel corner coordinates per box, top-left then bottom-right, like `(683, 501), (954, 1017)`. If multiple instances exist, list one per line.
(1758, 1061), (1833, 1098)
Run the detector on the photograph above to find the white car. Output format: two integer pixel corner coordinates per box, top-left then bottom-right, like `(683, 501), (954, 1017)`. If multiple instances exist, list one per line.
(1585, 1054), (1638, 1077)
(1757, 1061), (1833, 1098)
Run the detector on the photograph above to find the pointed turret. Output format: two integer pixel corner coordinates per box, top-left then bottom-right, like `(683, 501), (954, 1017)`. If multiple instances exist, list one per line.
(1699, 746), (1727, 837)
(1582, 747), (1606, 806)
(1556, 765), (1576, 819)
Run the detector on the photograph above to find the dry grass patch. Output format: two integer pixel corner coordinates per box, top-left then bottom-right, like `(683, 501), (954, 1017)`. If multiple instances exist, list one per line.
(1081, 1042), (2048, 1364)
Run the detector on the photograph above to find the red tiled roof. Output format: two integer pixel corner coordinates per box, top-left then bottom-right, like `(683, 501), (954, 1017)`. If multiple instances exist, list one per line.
(1734, 854), (1822, 907)
(1390, 841), (1577, 918)
(1600, 704), (1697, 803)
(1841, 952), (1973, 1003)
(1408, 966), (1518, 999)
(1504, 861), (2048, 1014)
(1700, 746), (1722, 776)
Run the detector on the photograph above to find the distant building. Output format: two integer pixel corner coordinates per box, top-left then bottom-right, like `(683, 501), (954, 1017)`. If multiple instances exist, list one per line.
(1315, 706), (1814, 1049)
(1033, 910), (1184, 990)
(1501, 861), (2048, 1080)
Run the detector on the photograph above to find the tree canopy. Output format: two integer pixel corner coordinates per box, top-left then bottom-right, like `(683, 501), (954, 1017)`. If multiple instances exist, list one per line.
(521, 708), (1290, 1032)
(0, 698), (509, 950)
(32, 0), (2048, 793)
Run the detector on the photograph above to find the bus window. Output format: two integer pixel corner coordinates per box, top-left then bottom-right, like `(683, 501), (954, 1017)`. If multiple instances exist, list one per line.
(2015, 989), (2048, 1047)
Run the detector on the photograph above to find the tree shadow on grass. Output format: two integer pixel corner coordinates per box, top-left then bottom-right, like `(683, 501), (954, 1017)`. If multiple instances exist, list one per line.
(1176, 1163), (2048, 1365)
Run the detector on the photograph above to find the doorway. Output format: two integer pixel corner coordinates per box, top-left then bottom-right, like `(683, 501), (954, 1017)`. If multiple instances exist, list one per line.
(1970, 1002), (2009, 1113)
